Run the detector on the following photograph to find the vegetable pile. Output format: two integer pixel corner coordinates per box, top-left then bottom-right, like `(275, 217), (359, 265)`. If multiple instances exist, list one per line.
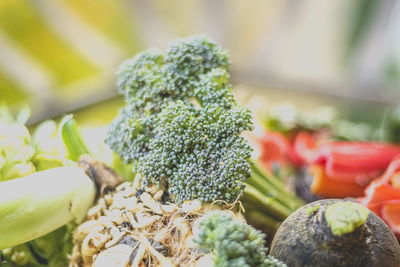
(0, 109), (122, 266)
(3, 35), (400, 267)
(105, 35), (302, 233)
(105, 35), (253, 204)
(69, 36), (289, 266)
(296, 132), (400, 198)
(0, 108), (78, 267)
(69, 178), (285, 266)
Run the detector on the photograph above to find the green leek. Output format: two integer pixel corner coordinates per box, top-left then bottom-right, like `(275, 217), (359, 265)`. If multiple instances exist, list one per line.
(0, 166), (95, 250)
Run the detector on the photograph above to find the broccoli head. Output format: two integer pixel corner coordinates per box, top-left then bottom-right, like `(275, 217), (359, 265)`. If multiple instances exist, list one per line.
(140, 101), (252, 202)
(106, 35), (253, 203)
(117, 36), (230, 113)
(194, 211), (287, 267)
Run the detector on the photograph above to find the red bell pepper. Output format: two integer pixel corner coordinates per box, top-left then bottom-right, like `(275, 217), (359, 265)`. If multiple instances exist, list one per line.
(259, 131), (290, 168)
(381, 200), (400, 235)
(295, 133), (400, 183)
(293, 131), (321, 164)
(358, 156), (400, 236)
(316, 142), (400, 184)
(309, 165), (365, 198)
(260, 127), (400, 199)
(293, 131), (400, 198)
(258, 130), (303, 171)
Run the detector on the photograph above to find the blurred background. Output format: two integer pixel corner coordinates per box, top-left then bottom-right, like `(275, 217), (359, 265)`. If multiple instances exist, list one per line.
(1, 0), (399, 125)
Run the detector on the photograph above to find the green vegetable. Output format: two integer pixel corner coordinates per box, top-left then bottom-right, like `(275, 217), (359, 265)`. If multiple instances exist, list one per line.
(194, 211), (286, 267)
(62, 35), (307, 266)
(1, 223), (74, 267)
(105, 35), (303, 236)
(0, 109), (79, 266)
(59, 115), (90, 162)
(0, 166), (96, 250)
(0, 106), (36, 180)
(325, 202), (369, 236)
(106, 36), (253, 203)
(242, 162), (304, 235)
(0, 111), (119, 266)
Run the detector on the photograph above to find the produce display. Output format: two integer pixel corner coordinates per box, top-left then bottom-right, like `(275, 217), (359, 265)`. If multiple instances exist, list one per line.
(68, 36), (290, 266)
(1, 35), (400, 267)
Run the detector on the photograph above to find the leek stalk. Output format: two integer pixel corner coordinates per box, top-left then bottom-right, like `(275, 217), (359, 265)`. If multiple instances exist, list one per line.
(0, 167), (96, 250)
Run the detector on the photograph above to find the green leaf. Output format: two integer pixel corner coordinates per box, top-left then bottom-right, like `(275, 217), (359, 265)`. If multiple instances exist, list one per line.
(59, 115), (90, 161)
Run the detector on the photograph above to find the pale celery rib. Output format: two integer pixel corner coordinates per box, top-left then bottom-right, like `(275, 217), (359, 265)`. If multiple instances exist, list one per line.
(0, 166), (95, 250)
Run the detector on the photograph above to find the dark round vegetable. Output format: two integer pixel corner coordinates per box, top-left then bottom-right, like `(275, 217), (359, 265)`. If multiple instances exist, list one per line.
(270, 199), (400, 267)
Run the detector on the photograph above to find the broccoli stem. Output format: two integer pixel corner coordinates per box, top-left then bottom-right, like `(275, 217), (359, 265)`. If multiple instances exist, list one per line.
(244, 210), (281, 234)
(243, 162), (304, 228)
(243, 186), (291, 221)
(246, 173), (295, 211)
(251, 162), (303, 209)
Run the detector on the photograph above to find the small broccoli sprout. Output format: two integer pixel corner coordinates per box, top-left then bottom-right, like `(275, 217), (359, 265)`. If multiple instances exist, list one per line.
(106, 36), (253, 203)
(194, 211), (287, 267)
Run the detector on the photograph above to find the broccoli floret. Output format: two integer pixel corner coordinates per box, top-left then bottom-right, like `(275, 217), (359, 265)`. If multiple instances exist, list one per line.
(107, 36), (236, 163)
(139, 101), (252, 202)
(106, 35), (253, 203)
(117, 50), (166, 113)
(194, 211), (287, 267)
(164, 36), (230, 95)
(117, 36), (230, 113)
